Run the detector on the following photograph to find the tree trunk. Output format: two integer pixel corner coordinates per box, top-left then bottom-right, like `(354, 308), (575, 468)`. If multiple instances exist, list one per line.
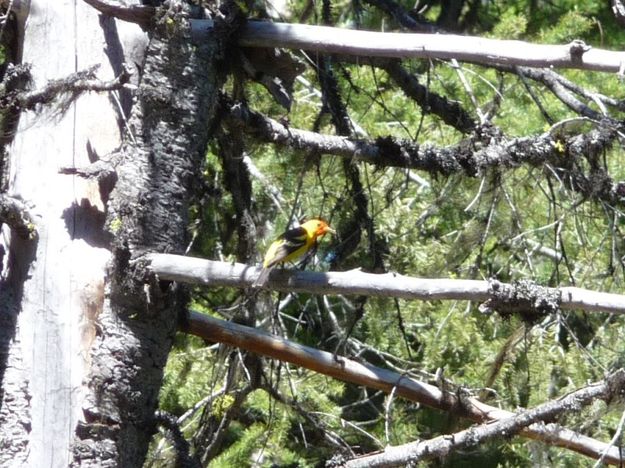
(0, 1), (228, 466)
(0, 1), (137, 465)
(73, 4), (228, 465)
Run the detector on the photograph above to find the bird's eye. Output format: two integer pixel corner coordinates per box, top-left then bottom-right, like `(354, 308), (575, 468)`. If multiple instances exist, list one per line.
(317, 223), (321, 227)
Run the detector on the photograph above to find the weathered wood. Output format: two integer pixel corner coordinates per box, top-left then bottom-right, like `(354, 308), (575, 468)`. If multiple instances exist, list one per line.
(146, 254), (625, 315)
(147, 254), (489, 299)
(229, 21), (625, 73)
(345, 371), (625, 467)
(0, 1), (137, 466)
(185, 312), (625, 466)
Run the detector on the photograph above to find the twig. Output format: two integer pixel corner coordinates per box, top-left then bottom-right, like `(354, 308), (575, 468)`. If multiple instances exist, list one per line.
(594, 408), (625, 467)
(450, 58), (486, 124)
(381, 59), (476, 133)
(513, 67), (605, 120)
(262, 383), (354, 451)
(384, 381), (399, 445)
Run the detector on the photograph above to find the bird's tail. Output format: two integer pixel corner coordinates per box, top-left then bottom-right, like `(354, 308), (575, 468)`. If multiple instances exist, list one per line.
(253, 266), (273, 288)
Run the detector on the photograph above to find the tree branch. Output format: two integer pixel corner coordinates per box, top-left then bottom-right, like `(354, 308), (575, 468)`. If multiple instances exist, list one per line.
(513, 67), (605, 120)
(381, 59), (476, 133)
(0, 64), (131, 112)
(145, 254), (625, 316)
(82, 0), (155, 29)
(343, 370), (625, 467)
(227, 21), (625, 73)
(152, 410), (200, 468)
(182, 311), (625, 465)
(224, 99), (623, 188)
(0, 194), (36, 239)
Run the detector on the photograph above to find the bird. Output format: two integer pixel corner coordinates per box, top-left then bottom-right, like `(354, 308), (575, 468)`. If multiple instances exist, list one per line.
(255, 218), (335, 287)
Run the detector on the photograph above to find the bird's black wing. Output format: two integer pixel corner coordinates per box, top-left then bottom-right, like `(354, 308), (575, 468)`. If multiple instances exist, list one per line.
(265, 226), (308, 268)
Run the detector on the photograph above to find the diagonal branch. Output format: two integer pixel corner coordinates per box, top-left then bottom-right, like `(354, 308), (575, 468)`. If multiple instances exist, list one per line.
(512, 66), (606, 120)
(381, 59), (476, 133)
(182, 310), (625, 465)
(343, 370), (625, 467)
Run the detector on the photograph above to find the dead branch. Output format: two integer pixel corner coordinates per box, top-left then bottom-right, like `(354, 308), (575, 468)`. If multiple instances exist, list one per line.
(145, 254), (625, 316)
(224, 100), (623, 186)
(362, 0), (625, 118)
(82, 0), (155, 29)
(0, 193), (36, 239)
(343, 370), (625, 467)
(381, 60), (476, 133)
(331, 55), (477, 133)
(513, 67), (606, 120)
(152, 410), (200, 468)
(228, 21), (625, 73)
(0, 64), (131, 114)
(17, 65), (130, 110)
(183, 311), (625, 465)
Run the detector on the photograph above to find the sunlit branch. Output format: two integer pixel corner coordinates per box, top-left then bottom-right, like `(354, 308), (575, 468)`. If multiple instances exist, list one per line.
(0, 193), (36, 240)
(146, 254), (625, 316)
(81, 0), (154, 29)
(344, 370), (625, 467)
(233, 21), (625, 73)
(182, 311), (625, 465)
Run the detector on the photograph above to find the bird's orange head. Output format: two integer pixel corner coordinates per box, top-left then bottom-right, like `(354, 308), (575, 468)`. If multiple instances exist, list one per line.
(301, 218), (335, 239)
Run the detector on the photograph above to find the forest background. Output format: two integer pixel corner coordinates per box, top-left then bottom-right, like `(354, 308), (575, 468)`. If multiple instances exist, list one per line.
(148, 0), (625, 466)
(3, 0), (625, 466)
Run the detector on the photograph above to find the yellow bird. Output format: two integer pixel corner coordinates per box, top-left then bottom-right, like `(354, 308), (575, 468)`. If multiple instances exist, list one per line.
(255, 218), (335, 287)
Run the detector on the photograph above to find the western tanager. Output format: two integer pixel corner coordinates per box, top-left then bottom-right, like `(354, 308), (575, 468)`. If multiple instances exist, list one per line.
(255, 218), (335, 287)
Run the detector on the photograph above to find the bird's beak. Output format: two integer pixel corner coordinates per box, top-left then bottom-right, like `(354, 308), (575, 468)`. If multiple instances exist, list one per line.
(325, 226), (336, 235)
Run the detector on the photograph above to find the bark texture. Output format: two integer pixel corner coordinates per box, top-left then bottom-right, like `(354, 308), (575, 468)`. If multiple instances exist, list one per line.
(71, 4), (229, 467)
(0, 2), (128, 466)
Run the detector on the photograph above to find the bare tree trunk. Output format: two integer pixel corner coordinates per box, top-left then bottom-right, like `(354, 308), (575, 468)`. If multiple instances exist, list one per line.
(0, 2), (142, 466)
(0, 1), (228, 466)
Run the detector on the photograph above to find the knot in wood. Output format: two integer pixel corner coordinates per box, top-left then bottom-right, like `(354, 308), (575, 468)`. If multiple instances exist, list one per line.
(480, 279), (561, 323)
